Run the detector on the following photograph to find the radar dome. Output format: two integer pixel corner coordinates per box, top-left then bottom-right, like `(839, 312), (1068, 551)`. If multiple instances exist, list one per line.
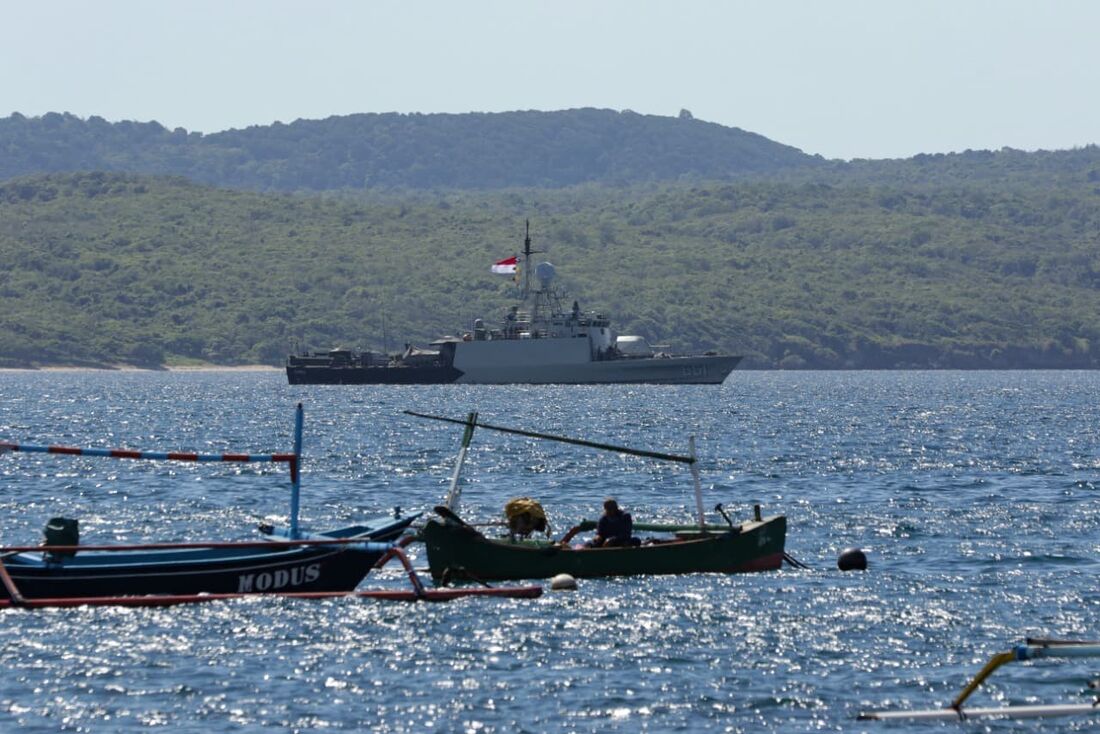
(535, 261), (556, 289)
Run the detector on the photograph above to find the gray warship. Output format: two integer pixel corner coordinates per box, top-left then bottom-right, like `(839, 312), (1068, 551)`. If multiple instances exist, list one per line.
(286, 224), (741, 385)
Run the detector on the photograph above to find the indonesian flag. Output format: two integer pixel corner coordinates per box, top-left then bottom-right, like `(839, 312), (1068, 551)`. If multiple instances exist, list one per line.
(491, 256), (518, 274)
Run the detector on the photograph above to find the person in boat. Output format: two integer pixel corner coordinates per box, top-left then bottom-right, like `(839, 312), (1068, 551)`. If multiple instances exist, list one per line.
(589, 498), (636, 547)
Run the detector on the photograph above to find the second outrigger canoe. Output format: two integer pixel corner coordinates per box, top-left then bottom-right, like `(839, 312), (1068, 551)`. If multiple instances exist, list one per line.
(405, 410), (791, 583)
(421, 510), (786, 583)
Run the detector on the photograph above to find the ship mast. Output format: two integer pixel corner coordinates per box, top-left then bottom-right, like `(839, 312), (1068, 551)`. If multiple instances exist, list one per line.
(522, 219), (533, 302)
(521, 219), (546, 321)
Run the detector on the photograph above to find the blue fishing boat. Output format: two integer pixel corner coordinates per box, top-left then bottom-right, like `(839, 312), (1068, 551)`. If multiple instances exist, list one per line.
(0, 521), (413, 602)
(0, 404), (418, 605)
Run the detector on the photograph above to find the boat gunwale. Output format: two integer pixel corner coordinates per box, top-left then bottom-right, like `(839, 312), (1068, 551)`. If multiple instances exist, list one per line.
(422, 515), (787, 581)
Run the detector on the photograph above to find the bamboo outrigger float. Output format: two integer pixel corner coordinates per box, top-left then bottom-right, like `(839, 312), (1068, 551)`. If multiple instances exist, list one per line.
(406, 410), (789, 582)
(859, 639), (1100, 721)
(0, 404), (541, 607)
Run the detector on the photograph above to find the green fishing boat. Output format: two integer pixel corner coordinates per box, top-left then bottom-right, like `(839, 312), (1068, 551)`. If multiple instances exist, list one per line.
(405, 410), (792, 583)
(421, 511), (786, 583)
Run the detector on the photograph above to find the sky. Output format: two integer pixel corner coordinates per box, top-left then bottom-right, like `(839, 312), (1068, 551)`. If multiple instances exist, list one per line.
(3, 0), (1099, 160)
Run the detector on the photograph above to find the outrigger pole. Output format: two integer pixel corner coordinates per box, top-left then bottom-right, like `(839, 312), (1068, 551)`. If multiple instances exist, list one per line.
(404, 411), (695, 464)
(860, 639), (1100, 722)
(0, 442), (297, 466)
(1, 403), (305, 536)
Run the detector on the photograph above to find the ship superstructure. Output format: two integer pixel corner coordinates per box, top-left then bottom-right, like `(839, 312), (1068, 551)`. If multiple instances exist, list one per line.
(286, 223), (740, 385)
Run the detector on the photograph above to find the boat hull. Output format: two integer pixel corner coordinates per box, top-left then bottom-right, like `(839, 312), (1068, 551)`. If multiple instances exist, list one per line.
(286, 354), (740, 385)
(2, 516), (416, 601)
(421, 515), (786, 582)
(286, 364), (462, 385)
(454, 354), (741, 384)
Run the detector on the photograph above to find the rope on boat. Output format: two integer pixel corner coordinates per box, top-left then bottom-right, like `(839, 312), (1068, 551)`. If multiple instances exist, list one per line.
(782, 552), (810, 569)
(439, 565), (493, 588)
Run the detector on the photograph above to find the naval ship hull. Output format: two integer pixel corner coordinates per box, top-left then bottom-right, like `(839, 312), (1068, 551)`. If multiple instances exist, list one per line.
(286, 365), (461, 385)
(453, 354), (740, 384)
(286, 353), (740, 385)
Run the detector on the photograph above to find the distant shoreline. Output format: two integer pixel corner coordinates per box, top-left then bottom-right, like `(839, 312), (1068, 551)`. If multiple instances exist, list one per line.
(0, 365), (281, 373)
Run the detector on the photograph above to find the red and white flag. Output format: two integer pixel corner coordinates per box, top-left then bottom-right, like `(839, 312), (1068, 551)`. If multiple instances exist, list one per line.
(491, 256), (518, 274)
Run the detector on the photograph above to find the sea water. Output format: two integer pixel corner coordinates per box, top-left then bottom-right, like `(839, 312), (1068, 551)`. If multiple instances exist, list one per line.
(0, 370), (1098, 733)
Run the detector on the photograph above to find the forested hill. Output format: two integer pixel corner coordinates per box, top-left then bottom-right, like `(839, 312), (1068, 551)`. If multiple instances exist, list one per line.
(0, 109), (820, 191)
(806, 145), (1100, 191)
(3, 172), (1100, 370)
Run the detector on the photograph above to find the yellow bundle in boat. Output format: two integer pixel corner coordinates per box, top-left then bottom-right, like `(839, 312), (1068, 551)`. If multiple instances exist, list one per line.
(504, 497), (549, 537)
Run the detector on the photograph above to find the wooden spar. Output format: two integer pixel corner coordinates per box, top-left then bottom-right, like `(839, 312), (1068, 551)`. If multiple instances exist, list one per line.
(404, 410), (695, 464)
(443, 411), (477, 512)
(0, 442), (296, 464)
(860, 641), (1100, 722)
(689, 436), (705, 529)
(0, 405), (302, 468)
(2, 404), (305, 537)
(289, 402), (303, 539)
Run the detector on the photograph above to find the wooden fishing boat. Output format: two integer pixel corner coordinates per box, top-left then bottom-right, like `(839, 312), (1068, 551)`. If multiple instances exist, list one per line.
(0, 404), (425, 605)
(421, 510), (786, 583)
(860, 638), (1100, 722)
(405, 411), (790, 583)
(0, 522), (412, 601)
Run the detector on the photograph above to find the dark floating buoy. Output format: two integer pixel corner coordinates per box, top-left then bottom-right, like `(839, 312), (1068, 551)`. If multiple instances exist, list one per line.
(837, 547), (868, 571)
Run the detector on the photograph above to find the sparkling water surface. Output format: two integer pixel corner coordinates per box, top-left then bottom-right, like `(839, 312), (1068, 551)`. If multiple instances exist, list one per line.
(1, 371), (1099, 732)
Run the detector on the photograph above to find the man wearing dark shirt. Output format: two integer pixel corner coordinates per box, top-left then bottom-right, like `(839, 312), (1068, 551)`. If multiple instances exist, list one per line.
(591, 498), (633, 547)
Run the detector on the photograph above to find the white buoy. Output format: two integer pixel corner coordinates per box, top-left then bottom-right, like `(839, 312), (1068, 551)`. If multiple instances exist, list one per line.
(550, 573), (577, 591)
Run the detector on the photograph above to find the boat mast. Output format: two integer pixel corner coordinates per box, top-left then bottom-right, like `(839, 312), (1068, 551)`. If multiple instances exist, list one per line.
(443, 411), (478, 512)
(289, 402), (303, 539)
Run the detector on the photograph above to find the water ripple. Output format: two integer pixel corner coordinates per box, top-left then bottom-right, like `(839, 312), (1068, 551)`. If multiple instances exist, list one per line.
(1, 371), (1100, 731)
